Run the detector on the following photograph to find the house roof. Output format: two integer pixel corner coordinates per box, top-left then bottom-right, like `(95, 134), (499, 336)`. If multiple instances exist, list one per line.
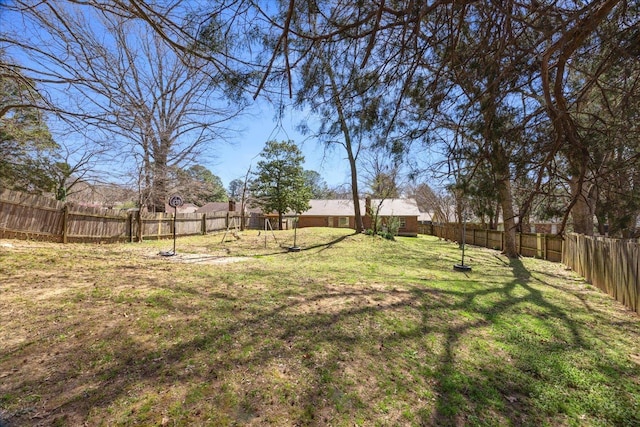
(196, 201), (241, 213)
(196, 202), (227, 213)
(164, 202), (199, 214)
(302, 198), (421, 217)
(302, 199), (356, 216)
(366, 198), (421, 216)
(418, 211), (434, 222)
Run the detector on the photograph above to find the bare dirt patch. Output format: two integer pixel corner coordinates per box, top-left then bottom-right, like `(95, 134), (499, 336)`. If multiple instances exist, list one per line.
(159, 253), (250, 265)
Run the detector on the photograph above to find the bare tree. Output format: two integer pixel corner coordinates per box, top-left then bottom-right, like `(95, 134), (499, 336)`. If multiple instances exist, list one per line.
(4, 0), (639, 237)
(1, 0), (243, 211)
(363, 153), (401, 200)
(405, 180), (458, 224)
(46, 139), (111, 201)
(239, 166), (253, 231)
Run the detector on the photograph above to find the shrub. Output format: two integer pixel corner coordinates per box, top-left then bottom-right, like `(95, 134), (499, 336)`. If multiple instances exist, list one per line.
(386, 216), (400, 238)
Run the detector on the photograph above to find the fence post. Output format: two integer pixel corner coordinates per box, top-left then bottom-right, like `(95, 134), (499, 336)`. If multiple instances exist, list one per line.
(62, 205), (69, 244)
(128, 212), (133, 243)
(518, 232), (522, 256)
(202, 213), (207, 235)
(136, 210), (143, 242)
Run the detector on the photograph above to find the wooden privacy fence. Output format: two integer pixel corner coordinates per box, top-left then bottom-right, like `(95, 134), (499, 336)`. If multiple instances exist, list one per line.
(3, 189), (638, 315)
(419, 223), (563, 262)
(563, 233), (639, 315)
(0, 189), (245, 243)
(419, 223), (639, 315)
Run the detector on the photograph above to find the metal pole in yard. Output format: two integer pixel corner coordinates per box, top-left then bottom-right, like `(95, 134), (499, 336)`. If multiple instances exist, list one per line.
(454, 213), (472, 272)
(160, 194), (182, 256)
(173, 205), (177, 255)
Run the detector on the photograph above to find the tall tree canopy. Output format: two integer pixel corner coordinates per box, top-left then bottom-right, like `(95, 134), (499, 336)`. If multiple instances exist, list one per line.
(0, 54), (58, 193)
(170, 165), (227, 206)
(2, 0), (639, 238)
(303, 170), (331, 199)
(227, 178), (245, 201)
(1, 0), (244, 211)
(251, 140), (311, 230)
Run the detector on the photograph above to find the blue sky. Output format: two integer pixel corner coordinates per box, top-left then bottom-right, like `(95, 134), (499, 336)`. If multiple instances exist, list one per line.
(0, 2), (355, 192)
(207, 100), (352, 190)
(2, 1), (445, 195)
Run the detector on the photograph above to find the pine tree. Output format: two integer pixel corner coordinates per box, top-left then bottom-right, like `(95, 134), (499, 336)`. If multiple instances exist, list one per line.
(251, 140), (312, 230)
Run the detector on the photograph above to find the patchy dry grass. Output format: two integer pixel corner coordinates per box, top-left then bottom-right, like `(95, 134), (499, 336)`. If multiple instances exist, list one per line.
(1, 228), (639, 426)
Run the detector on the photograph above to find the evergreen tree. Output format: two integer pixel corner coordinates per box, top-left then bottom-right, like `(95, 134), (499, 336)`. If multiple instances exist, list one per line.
(251, 140), (312, 230)
(303, 170), (330, 199)
(0, 55), (57, 194)
(228, 178), (244, 200)
(171, 165), (227, 206)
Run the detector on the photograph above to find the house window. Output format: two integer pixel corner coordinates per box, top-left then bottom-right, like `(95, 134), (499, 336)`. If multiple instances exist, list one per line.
(399, 217), (406, 229)
(338, 217), (350, 228)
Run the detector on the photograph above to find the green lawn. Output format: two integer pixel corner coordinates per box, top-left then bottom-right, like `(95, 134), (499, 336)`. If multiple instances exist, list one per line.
(1, 228), (639, 426)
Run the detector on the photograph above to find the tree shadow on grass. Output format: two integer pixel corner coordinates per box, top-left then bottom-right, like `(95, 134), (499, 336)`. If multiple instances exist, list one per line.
(300, 231), (357, 253)
(268, 230), (357, 255)
(2, 254), (640, 426)
(422, 257), (639, 426)
(212, 231), (358, 258)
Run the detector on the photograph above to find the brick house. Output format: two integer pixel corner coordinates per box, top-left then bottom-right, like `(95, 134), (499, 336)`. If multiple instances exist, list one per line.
(163, 202), (199, 214)
(296, 197), (421, 237)
(195, 200), (241, 214)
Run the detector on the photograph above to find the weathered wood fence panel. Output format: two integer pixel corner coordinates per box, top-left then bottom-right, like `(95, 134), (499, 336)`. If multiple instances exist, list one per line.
(204, 212), (233, 234)
(0, 189), (65, 241)
(423, 223), (563, 263)
(563, 233), (639, 315)
(0, 189), (244, 243)
(420, 223), (637, 314)
(487, 230), (504, 252)
(66, 205), (130, 243)
(176, 213), (207, 236)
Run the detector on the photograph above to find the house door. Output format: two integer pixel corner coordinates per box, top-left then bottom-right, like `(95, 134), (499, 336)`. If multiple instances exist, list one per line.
(327, 217), (333, 227)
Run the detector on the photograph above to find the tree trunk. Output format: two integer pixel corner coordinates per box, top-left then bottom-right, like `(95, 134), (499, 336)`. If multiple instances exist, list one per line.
(240, 166), (251, 231)
(570, 175), (595, 235)
(152, 142), (169, 213)
(497, 177), (519, 258)
(140, 146), (152, 211)
(490, 202), (501, 230)
(325, 60), (364, 233)
(152, 168), (167, 212)
(348, 152), (364, 233)
(486, 136), (517, 257)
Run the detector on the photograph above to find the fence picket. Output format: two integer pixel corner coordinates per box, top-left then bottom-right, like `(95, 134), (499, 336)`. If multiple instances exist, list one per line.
(0, 189), (246, 243)
(563, 233), (638, 315)
(420, 223), (638, 315)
